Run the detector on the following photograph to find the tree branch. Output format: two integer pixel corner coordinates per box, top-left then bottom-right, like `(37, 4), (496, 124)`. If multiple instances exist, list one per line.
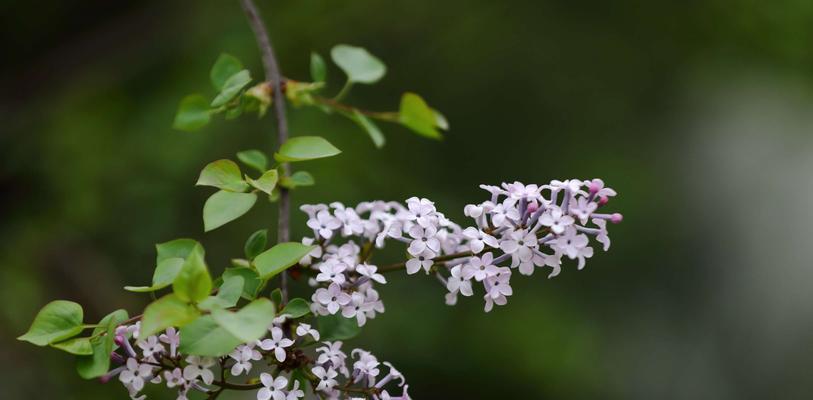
(239, 0), (291, 304)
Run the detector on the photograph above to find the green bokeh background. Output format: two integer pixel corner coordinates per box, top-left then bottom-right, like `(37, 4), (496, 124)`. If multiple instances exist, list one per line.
(3, 1), (813, 399)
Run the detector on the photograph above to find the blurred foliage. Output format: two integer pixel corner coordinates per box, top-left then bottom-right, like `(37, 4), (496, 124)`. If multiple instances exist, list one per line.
(3, 0), (813, 399)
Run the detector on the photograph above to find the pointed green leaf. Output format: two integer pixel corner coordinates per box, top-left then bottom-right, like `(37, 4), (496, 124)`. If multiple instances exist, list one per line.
(244, 229), (268, 260)
(236, 149), (268, 173)
(179, 315), (243, 357)
(18, 300), (84, 346)
(399, 92), (443, 139)
(270, 288), (283, 307)
(280, 171), (315, 189)
(310, 52), (327, 82)
(317, 314), (361, 341)
(196, 159), (249, 192)
(198, 275), (245, 310)
(156, 238), (199, 264)
(246, 170), (278, 195)
(254, 242), (316, 279)
(211, 70), (252, 107)
(223, 268), (263, 300)
(330, 44), (386, 84)
(173, 95), (211, 132)
(141, 294), (200, 338)
(211, 298), (276, 343)
(274, 136), (341, 163)
(51, 337), (93, 355)
(279, 298), (310, 319)
(211, 53), (244, 91)
(350, 109), (385, 148)
(203, 190), (257, 232)
(76, 309), (128, 379)
(172, 244), (212, 303)
(124, 257), (185, 292)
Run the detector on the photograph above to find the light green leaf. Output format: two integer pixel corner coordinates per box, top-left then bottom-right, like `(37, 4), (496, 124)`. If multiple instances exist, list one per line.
(172, 244), (212, 303)
(274, 136), (341, 163)
(173, 95), (211, 132)
(350, 109), (385, 148)
(244, 229), (268, 260)
(196, 159), (249, 192)
(223, 268), (263, 300)
(156, 238), (200, 264)
(76, 309), (128, 379)
(246, 170), (278, 195)
(399, 92), (443, 139)
(330, 44), (386, 84)
(236, 149), (268, 173)
(51, 337), (93, 355)
(179, 315), (243, 357)
(210, 53), (244, 90)
(279, 298), (310, 319)
(124, 257), (185, 292)
(141, 294), (200, 338)
(203, 190), (257, 232)
(270, 288), (282, 307)
(254, 242), (315, 279)
(211, 70), (252, 107)
(310, 52), (327, 82)
(18, 300), (84, 346)
(198, 275), (245, 310)
(317, 314), (361, 341)
(211, 298), (276, 343)
(280, 171), (315, 189)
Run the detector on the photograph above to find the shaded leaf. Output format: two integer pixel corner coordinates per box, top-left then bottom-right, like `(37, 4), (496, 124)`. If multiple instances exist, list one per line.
(331, 44), (386, 84)
(246, 169), (278, 195)
(211, 70), (252, 107)
(223, 268), (263, 300)
(399, 92), (443, 139)
(254, 242), (315, 279)
(51, 337), (93, 355)
(124, 257), (185, 293)
(196, 159), (249, 192)
(280, 171), (315, 189)
(172, 244), (212, 303)
(17, 300), (84, 346)
(279, 298), (310, 319)
(211, 298), (276, 343)
(179, 315), (243, 357)
(141, 294), (200, 338)
(210, 53), (244, 90)
(236, 149), (268, 173)
(198, 275), (245, 310)
(244, 229), (268, 260)
(310, 52), (327, 82)
(317, 314), (361, 341)
(76, 309), (128, 379)
(203, 190), (257, 232)
(173, 95), (211, 132)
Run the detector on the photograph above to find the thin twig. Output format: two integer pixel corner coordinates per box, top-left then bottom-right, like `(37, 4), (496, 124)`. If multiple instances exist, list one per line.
(240, 0), (291, 304)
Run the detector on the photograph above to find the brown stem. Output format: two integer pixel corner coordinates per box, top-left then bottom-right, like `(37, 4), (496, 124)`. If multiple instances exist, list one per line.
(378, 250), (475, 273)
(239, 0), (291, 305)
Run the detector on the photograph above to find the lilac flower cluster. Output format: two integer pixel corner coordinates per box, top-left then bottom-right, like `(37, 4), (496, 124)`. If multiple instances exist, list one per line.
(106, 318), (408, 400)
(301, 179), (621, 315)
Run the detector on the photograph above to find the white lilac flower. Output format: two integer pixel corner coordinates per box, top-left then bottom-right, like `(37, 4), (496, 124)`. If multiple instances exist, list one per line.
(461, 227), (498, 253)
(119, 358), (153, 392)
(258, 327), (294, 362)
(592, 218), (611, 251)
(332, 204), (365, 236)
(502, 181), (541, 202)
(164, 368), (185, 388)
(342, 292), (375, 326)
(463, 252), (499, 281)
(316, 260), (347, 285)
(553, 227), (589, 259)
(183, 356), (215, 385)
(490, 202), (520, 227)
(229, 344), (262, 376)
(406, 225), (440, 256)
(538, 207), (574, 234)
(405, 197), (436, 227)
(257, 373), (288, 400)
(352, 349), (380, 382)
(485, 269), (513, 300)
(286, 380), (305, 399)
(296, 323), (320, 341)
(587, 178), (617, 198)
(316, 341), (347, 368)
(356, 263), (386, 284)
(314, 283), (352, 314)
(137, 335), (164, 358)
(307, 210), (342, 239)
(500, 229), (537, 262)
(159, 327), (180, 357)
(299, 237), (323, 266)
(445, 266), (473, 297)
(312, 366), (338, 391)
(405, 250), (434, 275)
(570, 197), (598, 224)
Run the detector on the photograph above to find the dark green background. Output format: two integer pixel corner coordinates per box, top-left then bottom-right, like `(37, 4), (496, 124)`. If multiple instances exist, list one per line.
(3, 1), (813, 399)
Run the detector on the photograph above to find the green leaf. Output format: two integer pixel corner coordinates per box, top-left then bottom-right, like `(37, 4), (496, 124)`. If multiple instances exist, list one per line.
(211, 70), (252, 107)
(223, 268), (263, 300)
(124, 257), (185, 292)
(274, 136), (341, 163)
(179, 315), (243, 357)
(279, 298), (310, 319)
(399, 92), (443, 139)
(173, 95), (211, 132)
(310, 52), (327, 82)
(198, 275), (245, 310)
(254, 242), (315, 279)
(51, 337), (93, 355)
(203, 190), (257, 232)
(236, 149), (268, 173)
(280, 171), (315, 189)
(172, 244), (212, 303)
(246, 170), (278, 195)
(244, 229), (268, 260)
(317, 314), (361, 341)
(18, 300), (84, 346)
(197, 159), (249, 192)
(270, 288), (282, 307)
(141, 294), (200, 338)
(211, 298), (276, 343)
(330, 44), (386, 84)
(350, 109), (385, 148)
(76, 309), (128, 379)
(210, 53), (244, 90)
(156, 238), (199, 264)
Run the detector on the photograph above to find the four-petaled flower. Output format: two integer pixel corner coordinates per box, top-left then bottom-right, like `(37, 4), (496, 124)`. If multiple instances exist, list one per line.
(258, 327), (294, 362)
(257, 373), (288, 400)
